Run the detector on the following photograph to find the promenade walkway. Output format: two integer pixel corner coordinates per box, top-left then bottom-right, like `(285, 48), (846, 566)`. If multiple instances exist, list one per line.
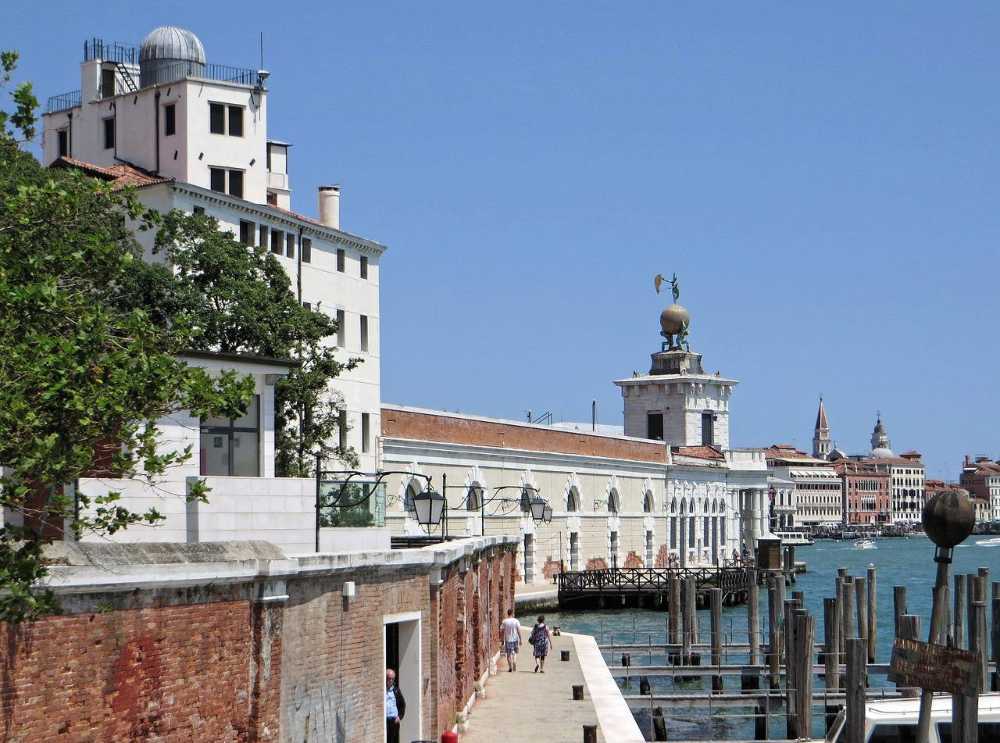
(460, 630), (643, 743)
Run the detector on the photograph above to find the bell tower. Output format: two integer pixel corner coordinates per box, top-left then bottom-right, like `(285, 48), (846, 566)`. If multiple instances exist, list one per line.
(812, 397), (831, 459)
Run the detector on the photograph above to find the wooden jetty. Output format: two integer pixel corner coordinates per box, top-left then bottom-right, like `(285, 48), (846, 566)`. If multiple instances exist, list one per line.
(556, 565), (757, 609)
(581, 562), (1000, 743)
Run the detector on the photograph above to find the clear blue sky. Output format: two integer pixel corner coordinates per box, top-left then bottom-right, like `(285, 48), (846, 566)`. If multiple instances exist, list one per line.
(6, 2), (999, 479)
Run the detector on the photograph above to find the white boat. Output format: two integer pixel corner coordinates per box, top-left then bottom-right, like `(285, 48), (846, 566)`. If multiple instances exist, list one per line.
(975, 536), (1000, 546)
(821, 692), (1000, 742)
(854, 538), (877, 550)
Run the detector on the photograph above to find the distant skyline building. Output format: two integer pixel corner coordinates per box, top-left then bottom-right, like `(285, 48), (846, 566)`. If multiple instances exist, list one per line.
(812, 397), (832, 459)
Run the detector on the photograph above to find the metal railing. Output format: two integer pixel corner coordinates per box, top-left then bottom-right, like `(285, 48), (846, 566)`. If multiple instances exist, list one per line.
(46, 90), (81, 113)
(81, 37), (258, 87)
(557, 566), (753, 595)
(84, 38), (138, 65)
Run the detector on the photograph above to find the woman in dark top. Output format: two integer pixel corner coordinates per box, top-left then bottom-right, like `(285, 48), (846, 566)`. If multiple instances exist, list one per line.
(529, 614), (552, 673)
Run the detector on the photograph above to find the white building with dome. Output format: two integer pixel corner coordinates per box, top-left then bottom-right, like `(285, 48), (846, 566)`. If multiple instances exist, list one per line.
(41, 28), (384, 478)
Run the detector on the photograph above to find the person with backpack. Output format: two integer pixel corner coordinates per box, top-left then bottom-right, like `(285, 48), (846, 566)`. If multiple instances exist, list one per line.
(528, 615), (552, 673)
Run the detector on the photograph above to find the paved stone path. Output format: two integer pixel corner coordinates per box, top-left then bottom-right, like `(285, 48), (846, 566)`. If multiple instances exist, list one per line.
(460, 630), (605, 743)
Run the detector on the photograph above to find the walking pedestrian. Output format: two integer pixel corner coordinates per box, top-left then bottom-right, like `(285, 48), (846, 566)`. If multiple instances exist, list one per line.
(385, 668), (406, 743)
(500, 608), (522, 672)
(528, 614), (552, 673)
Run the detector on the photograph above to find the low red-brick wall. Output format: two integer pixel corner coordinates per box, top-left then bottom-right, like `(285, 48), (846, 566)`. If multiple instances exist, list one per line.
(0, 539), (516, 742)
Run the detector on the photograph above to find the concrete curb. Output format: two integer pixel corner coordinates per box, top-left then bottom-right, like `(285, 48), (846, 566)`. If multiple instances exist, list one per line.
(571, 632), (645, 742)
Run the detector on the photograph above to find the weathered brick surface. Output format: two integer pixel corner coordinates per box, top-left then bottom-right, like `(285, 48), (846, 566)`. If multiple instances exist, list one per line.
(383, 407), (666, 463)
(0, 599), (280, 742)
(0, 542), (516, 742)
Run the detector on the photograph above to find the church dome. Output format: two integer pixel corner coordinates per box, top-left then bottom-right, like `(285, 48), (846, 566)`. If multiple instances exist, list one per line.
(871, 447), (895, 459)
(139, 26), (206, 87)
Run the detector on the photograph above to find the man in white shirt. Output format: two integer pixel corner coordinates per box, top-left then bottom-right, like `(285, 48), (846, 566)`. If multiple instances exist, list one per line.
(500, 609), (522, 672)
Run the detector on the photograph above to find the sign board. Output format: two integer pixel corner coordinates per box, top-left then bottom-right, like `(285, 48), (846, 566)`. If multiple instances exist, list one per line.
(888, 639), (981, 696)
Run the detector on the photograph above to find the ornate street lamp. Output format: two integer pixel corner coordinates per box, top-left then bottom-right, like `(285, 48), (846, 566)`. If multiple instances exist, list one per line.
(542, 503), (553, 525)
(529, 495), (547, 523)
(412, 487), (446, 528)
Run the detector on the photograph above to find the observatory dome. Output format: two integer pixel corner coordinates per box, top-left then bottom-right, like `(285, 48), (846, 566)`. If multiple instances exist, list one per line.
(139, 26), (206, 87)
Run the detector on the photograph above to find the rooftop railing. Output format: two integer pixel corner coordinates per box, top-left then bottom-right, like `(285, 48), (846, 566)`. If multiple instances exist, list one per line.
(82, 37), (258, 87)
(46, 90), (82, 113)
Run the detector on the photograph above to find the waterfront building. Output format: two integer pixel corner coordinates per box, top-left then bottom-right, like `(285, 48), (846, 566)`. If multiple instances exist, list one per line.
(41, 27), (384, 477)
(764, 445), (842, 526)
(381, 297), (771, 581)
(960, 456), (1000, 521)
(832, 460), (890, 525)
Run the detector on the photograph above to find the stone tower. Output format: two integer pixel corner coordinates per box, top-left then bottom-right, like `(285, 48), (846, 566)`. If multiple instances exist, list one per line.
(615, 288), (736, 449)
(812, 397), (831, 459)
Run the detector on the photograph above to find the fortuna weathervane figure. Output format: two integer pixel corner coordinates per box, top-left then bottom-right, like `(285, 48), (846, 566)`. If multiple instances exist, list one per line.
(656, 273), (690, 351)
(654, 273), (680, 303)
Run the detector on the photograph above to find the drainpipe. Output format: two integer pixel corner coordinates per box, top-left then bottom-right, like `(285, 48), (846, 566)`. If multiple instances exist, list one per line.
(153, 90), (160, 174)
(67, 111), (73, 157)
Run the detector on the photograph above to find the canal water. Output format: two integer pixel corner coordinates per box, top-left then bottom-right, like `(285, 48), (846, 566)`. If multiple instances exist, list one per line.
(529, 536), (1000, 741)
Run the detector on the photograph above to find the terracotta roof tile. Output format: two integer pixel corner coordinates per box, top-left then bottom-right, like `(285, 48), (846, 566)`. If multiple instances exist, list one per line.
(672, 445), (726, 461)
(50, 156), (172, 190)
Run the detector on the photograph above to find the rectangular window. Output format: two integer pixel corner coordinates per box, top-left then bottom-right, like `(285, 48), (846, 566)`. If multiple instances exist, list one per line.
(302, 301), (311, 311)
(57, 129), (68, 157)
(336, 309), (345, 347)
(210, 167), (226, 193)
(285, 233), (295, 258)
(361, 412), (370, 454)
(101, 67), (116, 98)
(258, 224), (269, 249)
(209, 103), (225, 134)
(360, 315), (369, 352)
(337, 248), (345, 272)
(228, 169), (243, 199)
(338, 410), (347, 451)
(360, 255), (368, 279)
(164, 103), (176, 136)
(239, 220), (255, 245)
(301, 237), (311, 263)
(199, 395), (260, 476)
(647, 412), (664, 441)
(701, 412), (715, 447)
(102, 117), (115, 150)
(193, 206), (205, 215)
(270, 229), (283, 255)
(228, 105), (244, 136)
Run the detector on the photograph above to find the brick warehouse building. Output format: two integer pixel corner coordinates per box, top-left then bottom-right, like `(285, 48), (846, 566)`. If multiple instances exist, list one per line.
(0, 537), (516, 742)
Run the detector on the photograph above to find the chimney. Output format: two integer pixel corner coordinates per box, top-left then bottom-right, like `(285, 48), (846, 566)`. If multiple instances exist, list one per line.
(318, 185), (340, 229)
(965, 455), (972, 468)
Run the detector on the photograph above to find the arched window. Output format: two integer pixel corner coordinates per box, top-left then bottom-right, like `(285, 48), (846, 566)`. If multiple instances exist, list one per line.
(643, 491), (654, 513)
(466, 486), (482, 511)
(567, 487), (579, 512)
(670, 497), (677, 514)
(404, 482), (419, 513)
(608, 489), (620, 514)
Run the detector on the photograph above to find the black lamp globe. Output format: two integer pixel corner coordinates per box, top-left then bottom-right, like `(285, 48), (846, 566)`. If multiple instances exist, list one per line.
(412, 488), (445, 527)
(529, 495), (547, 523)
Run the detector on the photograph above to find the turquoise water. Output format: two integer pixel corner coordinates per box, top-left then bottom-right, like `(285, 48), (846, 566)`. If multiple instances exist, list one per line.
(528, 537), (1000, 741)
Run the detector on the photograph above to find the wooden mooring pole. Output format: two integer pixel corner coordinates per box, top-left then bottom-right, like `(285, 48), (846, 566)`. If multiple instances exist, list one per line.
(955, 573), (967, 647)
(845, 637), (866, 743)
(710, 587), (722, 692)
(784, 600), (799, 739)
(893, 585), (907, 638)
(823, 596), (840, 728)
(867, 565), (877, 663)
(668, 574), (681, 649)
(748, 572), (760, 667)
(796, 611), (815, 738)
(855, 576), (868, 653)
(992, 581), (1000, 692)
(768, 576), (780, 690)
(897, 614), (921, 698)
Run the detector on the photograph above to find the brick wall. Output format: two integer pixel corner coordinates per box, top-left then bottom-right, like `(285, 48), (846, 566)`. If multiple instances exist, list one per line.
(0, 591), (281, 742)
(0, 538), (516, 742)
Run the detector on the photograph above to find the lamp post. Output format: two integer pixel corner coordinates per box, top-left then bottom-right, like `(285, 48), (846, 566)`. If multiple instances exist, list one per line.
(315, 460), (443, 550)
(915, 488), (976, 743)
(479, 485), (545, 537)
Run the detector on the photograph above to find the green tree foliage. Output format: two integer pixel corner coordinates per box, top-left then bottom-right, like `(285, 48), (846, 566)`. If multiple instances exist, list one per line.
(121, 210), (362, 476)
(0, 52), (253, 621)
